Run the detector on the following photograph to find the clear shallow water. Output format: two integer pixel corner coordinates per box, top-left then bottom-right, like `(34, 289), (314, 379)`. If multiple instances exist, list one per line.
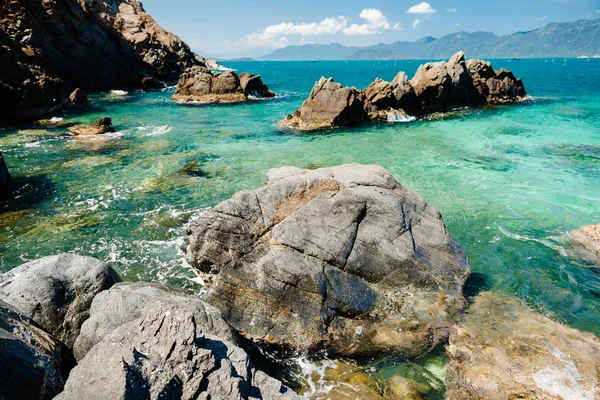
(1, 58), (600, 396)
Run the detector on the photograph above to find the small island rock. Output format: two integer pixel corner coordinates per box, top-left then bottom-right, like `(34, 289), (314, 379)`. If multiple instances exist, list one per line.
(68, 117), (115, 136)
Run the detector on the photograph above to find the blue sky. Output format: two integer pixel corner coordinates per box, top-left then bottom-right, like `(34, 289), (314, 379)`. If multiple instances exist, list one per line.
(141, 0), (600, 58)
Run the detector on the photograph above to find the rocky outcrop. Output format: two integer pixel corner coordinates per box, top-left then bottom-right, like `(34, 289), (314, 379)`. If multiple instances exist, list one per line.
(570, 223), (600, 264)
(279, 52), (527, 131)
(0, 151), (11, 191)
(0, 300), (64, 400)
(280, 77), (367, 130)
(73, 282), (236, 361)
(446, 291), (600, 400)
(58, 303), (299, 400)
(183, 164), (470, 356)
(173, 67), (275, 104)
(0, 0), (204, 122)
(239, 72), (276, 98)
(0, 254), (121, 348)
(68, 117), (115, 136)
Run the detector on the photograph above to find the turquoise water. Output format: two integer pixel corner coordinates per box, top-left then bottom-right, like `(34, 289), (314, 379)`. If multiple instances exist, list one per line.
(1, 58), (600, 395)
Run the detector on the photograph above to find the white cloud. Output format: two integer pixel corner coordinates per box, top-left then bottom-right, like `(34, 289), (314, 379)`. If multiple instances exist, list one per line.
(407, 2), (437, 15)
(597, 9), (600, 14)
(447, 8), (457, 14)
(413, 18), (420, 29)
(299, 38), (315, 45)
(343, 8), (401, 35)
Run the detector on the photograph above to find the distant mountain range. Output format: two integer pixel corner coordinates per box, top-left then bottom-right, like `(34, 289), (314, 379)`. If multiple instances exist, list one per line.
(259, 18), (600, 60)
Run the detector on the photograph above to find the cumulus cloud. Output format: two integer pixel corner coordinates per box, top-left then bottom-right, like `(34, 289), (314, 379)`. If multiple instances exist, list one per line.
(343, 8), (401, 35)
(413, 18), (420, 29)
(447, 8), (457, 14)
(407, 2), (437, 15)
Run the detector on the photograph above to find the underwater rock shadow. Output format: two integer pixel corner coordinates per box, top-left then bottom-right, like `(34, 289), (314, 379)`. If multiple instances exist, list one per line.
(0, 174), (55, 213)
(462, 272), (495, 304)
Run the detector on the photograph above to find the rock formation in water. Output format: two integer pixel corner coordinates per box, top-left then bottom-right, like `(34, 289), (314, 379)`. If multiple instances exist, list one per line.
(68, 117), (115, 136)
(446, 291), (600, 399)
(0, 0), (205, 122)
(0, 152), (11, 191)
(0, 254), (121, 348)
(279, 51), (527, 131)
(173, 67), (275, 103)
(183, 164), (470, 356)
(0, 300), (65, 400)
(570, 223), (600, 264)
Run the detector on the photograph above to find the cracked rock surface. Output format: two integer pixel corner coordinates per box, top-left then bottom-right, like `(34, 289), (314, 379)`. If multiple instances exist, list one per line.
(183, 164), (470, 356)
(57, 303), (298, 400)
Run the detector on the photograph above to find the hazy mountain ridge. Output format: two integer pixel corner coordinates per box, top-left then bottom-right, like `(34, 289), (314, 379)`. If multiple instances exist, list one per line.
(259, 18), (600, 60)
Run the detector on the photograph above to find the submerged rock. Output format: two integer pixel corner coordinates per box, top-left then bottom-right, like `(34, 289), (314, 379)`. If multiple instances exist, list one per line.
(183, 164), (470, 356)
(570, 223), (600, 264)
(279, 52), (527, 131)
(59, 303), (299, 400)
(68, 117), (115, 136)
(279, 77), (367, 130)
(446, 291), (600, 400)
(73, 282), (236, 361)
(173, 67), (275, 103)
(0, 254), (121, 348)
(0, 300), (64, 400)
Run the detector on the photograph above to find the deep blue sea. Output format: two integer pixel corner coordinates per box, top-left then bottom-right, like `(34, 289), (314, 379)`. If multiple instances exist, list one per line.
(1, 58), (599, 398)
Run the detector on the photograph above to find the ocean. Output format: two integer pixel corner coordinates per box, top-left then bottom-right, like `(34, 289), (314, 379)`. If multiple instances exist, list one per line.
(1, 58), (599, 397)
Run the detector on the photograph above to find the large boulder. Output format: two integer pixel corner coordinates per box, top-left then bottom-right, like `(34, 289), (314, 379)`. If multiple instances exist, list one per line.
(279, 77), (368, 130)
(68, 117), (115, 136)
(173, 67), (248, 103)
(0, 300), (64, 400)
(183, 164), (470, 356)
(570, 223), (600, 264)
(239, 72), (276, 98)
(278, 52), (526, 131)
(73, 282), (237, 361)
(0, 254), (121, 348)
(446, 291), (600, 400)
(58, 303), (299, 400)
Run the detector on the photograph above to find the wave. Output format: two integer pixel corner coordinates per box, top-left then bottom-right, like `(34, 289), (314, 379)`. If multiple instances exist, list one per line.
(137, 125), (173, 137)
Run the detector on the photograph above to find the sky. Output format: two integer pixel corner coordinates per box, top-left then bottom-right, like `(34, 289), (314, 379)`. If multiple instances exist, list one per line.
(140, 0), (600, 59)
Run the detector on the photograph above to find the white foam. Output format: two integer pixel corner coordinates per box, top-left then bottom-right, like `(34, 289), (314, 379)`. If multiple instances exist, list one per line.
(110, 90), (129, 96)
(48, 117), (64, 124)
(137, 125), (172, 137)
(532, 345), (597, 400)
(386, 109), (416, 123)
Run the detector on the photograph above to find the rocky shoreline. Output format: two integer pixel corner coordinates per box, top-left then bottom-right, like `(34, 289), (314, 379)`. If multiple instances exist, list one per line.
(279, 52), (527, 131)
(2, 165), (599, 399)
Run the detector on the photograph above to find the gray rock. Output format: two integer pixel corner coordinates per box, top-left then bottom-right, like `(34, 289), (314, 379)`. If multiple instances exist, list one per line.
(0, 254), (121, 348)
(73, 282), (236, 361)
(0, 300), (64, 400)
(239, 72), (276, 98)
(58, 303), (299, 400)
(0, 151), (11, 189)
(279, 52), (526, 131)
(279, 77), (367, 130)
(183, 164), (470, 356)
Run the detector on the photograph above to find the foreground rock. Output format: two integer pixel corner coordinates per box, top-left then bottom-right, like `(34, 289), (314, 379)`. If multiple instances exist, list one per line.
(73, 282), (236, 361)
(0, 254), (121, 348)
(184, 164), (470, 356)
(0, 152), (11, 191)
(0, 0), (204, 122)
(446, 291), (600, 399)
(59, 303), (299, 400)
(68, 117), (115, 136)
(173, 67), (275, 103)
(279, 51), (526, 131)
(570, 223), (600, 264)
(0, 300), (64, 400)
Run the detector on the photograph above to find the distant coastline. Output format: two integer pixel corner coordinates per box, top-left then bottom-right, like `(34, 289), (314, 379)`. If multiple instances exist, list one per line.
(251, 18), (600, 61)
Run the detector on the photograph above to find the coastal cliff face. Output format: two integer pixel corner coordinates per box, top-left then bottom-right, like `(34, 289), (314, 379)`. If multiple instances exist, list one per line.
(0, 0), (204, 121)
